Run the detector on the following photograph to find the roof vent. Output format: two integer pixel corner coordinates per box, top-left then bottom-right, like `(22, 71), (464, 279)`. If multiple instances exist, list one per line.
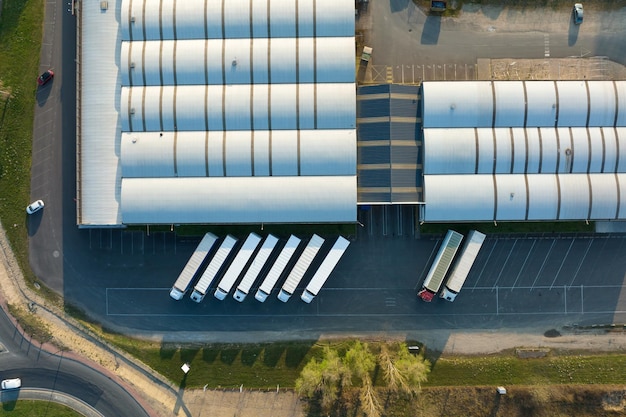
(130, 107), (135, 115)
(130, 62), (135, 68)
(100, 1), (108, 10)
(130, 16), (135, 22)
(232, 57), (238, 67)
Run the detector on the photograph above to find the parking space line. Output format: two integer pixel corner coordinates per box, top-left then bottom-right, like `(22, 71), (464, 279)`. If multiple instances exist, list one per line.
(492, 239), (517, 290)
(568, 238), (594, 287)
(529, 239), (556, 291)
(471, 238), (498, 290)
(549, 238), (575, 289)
(511, 240), (536, 290)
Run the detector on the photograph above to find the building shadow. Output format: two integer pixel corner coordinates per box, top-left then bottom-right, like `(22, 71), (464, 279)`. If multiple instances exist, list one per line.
(421, 15), (441, 45)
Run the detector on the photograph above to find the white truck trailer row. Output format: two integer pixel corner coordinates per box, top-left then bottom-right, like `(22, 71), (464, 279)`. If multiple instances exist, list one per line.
(234, 234), (279, 302)
(301, 236), (350, 303)
(214, 233), (262, 300)
(169, 233), (218, 300)
(278, 234), (325, 302)
(255, 235), (302, 302)
(190, 235), (238, 303)
(440, 230), (486, 302)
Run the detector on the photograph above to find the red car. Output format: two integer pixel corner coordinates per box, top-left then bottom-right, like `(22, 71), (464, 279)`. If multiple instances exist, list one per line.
(37, 69), (54, 86)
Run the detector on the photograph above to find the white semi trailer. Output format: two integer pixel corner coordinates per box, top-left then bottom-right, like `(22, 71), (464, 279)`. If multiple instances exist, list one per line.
(255, 235), (301, 302)
(417, 230), (463, 302)
(440, 230), (486, 302)
(233, 234), (279, 302)
(301, 236), (350, 303)
(190, 235), (238, 303)
(214, 233), (262, 300)
(169, 233), (218, 300)
(278, 234), (325, 302)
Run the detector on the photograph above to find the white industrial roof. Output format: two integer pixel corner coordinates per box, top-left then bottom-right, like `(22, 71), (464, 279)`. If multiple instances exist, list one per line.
(121, 129), (356, 178)
(121, 38), (355, 86)
(80, 0), (356, 225)
(121, 0), (355, 41)
(120, 176), (356, 224)
(424, 127), (626, 175)
(422, 81), (626, 128)
(120, 84), (356, 132)
(423, 174), (626, 222)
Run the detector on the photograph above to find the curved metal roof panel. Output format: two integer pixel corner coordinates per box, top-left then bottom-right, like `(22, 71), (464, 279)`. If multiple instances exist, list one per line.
(589, 174), (618, 219)
(421, 81), (494, 128)
(619, 174), (626, 218)
(617, 81), (626, 126)
(494, 81), (525, 127)
(495, 175), (527, 220)
(525, 81), (557, 127)
(476, 128), (494, 173)
(538, 128), (558, 173)
(569, 128), (591, 173)
(526, 174), (558, 220)
(121, 0), (354, 41)
(494, 128), (512, 174)
(423, 175), (494, 221)
(120, 176), (357, 224)
(423, 129), (476, 174)
(616, 128), (626, 172)
(588, 81), (617, 126)
(300, 129), (356, 176)
(558, 174), (591, 219)
(525, 128), (541, 173)
(270, 130), (298, 176)
(121, 133), (176, 177)
(121, 84), (355, 132)
(602, 127), (618, 172)
(556, 81), (588, 127)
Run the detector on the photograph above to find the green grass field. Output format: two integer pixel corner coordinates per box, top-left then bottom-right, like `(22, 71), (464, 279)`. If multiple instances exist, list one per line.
(0, 400), (83, 416)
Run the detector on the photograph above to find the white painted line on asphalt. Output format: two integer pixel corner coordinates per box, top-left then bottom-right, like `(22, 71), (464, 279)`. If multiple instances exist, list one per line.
(529, 239), (556, 291)
(549, 238), (575, 290)
(493, 239), (517, 290)
(471, 238), (498, 290)
(568, 238), (594, 288)
(511, 240), (536, 290)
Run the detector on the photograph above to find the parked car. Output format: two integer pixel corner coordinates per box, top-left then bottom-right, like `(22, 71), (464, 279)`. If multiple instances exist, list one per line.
(1, 378), (21, 390)
(26, 200), (45, 214)
(573, 3), (583, 24)
(37, 69), (54, 86)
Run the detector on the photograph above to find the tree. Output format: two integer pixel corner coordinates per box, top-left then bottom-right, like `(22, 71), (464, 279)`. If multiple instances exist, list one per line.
(295, 346), (348, 411)
(379, 342), (431, 396)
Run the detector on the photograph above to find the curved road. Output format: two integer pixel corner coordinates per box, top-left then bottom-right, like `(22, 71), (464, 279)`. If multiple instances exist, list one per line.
(0, 306), (149, 416)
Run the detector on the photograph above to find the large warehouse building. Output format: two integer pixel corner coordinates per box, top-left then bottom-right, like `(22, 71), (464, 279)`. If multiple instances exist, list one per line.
(78, 0), (626, 227)
(78, 0), (356, 226)
(421, 80), (626, 222)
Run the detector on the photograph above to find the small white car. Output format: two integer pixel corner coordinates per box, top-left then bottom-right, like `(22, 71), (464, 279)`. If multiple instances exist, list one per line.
(26, 200), (45, 214)
(573, 3), (583, 24)
(1, 378), (21, 390)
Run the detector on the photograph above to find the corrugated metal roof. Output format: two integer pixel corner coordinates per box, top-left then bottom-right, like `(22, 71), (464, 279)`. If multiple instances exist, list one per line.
(421, 81), (494, 128)
(588, 81), (617, 126)
(525, 81), (557, 127)
(121, 84), (355, 132)
(121, 37), (355, 86)
(494, 81), (525, 127)
(121, 0), (354, 41)
(120, 176), (356, 224)
(423, 173), (626, 222)
(81, 0), (356, 226)
(556, 81), (588, 127)
(356, 85), (423, 204)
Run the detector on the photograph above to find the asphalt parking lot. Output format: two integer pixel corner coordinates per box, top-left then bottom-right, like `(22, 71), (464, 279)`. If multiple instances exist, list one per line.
(62, 207), (626, 334)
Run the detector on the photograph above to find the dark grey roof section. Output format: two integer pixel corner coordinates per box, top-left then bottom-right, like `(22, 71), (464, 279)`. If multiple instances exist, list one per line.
(357, 84), (424, 204)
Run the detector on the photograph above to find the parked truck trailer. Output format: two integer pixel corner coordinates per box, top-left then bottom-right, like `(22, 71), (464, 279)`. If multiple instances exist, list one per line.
(169, 233), (218, 300)
(417, 230), (463, 302)
(278, 234), (325, 302)
(233, 235), (279, 302)
(255, 235), (301, 302)
(440, 230), (486, 302)
(214, 233), (262, 300)
(301, 236), (350, 303)
(190, 235), (238, 303)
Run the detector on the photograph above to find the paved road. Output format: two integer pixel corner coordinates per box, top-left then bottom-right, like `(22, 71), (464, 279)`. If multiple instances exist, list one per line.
(368, 1), (626, 67)
(0, 306), (149, 416)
